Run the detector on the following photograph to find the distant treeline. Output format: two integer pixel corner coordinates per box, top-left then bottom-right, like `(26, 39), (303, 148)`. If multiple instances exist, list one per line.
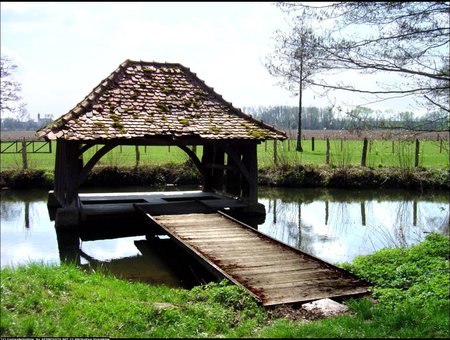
(1, 117), (52, 131)
(1, 107), (446, 132)
(243, 106), (447, 132)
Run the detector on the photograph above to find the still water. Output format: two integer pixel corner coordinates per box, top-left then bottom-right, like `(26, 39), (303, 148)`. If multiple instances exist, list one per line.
(1, 186), (448, 287)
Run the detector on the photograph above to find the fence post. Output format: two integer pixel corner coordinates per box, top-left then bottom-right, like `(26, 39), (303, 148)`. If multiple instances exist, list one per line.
(415, 139), (420, 167)
(21, 139), (28, 170)
(326, 138), (330, 164)
(273, 140), (278, 165)
(392, 140), (395, 153)
(135, 145), (140, 168)
(312, 137), (315, 151)
(439, 138), (443, 153)
(361, 138), (368, 166)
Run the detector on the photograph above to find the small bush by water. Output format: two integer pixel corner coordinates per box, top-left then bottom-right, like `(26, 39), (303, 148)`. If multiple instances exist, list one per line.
(1, 233), (448, 338)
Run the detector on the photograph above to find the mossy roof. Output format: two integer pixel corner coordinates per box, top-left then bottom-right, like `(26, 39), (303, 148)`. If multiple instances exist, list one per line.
(36, 59), (286, 142)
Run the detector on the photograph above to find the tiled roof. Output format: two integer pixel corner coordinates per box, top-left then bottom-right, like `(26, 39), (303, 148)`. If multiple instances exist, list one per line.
(37, 60), (286, 142)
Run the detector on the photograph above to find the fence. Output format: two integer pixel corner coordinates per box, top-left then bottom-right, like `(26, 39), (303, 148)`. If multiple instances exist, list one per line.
(1, 136), (449, 171)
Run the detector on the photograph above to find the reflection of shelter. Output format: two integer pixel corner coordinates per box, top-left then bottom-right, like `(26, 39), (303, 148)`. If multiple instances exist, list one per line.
(37, 60), (286, 228)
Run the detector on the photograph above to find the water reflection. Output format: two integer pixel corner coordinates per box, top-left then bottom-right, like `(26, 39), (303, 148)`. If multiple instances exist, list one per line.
(258, 187), (449, 263)
(1, 187), (448, 285)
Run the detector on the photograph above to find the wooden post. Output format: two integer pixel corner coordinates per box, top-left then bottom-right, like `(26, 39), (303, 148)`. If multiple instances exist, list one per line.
(135, 145), (140, 168)
(264, 140), (267, 152)
(212, 145), (224, 192)
(312, 137), (315, 151)
(340, 138), (343, 151)
(273, 140), (278, 165)
(168, 145), (171, 153)
(392, 140), (395, 153)
(287, 138), (291, 151)
(361, 138), (368, 167)
(439, 138), (443, 153)
(325, 200), (329, 225)
(326, 138), (330, 164)
(202, 144), (214, 192)
(21, 139), (28, 170)
(415, 139), (420, 167)
(241, 143), (258, 205)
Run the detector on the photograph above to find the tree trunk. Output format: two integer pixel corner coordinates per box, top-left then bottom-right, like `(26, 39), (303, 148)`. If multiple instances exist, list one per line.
(296, 79), (303, 152)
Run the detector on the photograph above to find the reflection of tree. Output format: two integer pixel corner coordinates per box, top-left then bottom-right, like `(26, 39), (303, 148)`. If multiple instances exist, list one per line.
(24, 202), (30, 228)
(361, 202), (366, 226)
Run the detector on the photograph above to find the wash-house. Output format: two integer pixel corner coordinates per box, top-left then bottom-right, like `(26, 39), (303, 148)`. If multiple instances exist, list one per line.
(37, 59), (286, 228)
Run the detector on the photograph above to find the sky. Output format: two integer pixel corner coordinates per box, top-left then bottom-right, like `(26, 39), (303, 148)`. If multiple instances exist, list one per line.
(1, 1), (420, 121)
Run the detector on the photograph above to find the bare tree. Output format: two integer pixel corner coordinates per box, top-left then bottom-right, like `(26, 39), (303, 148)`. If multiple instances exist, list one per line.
(275, 2), (449, 130)
(265, 23), (323, 152)
(1, 56), (28, 120)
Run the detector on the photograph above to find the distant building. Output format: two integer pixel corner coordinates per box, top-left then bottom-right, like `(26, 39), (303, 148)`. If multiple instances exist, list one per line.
(37, 113), (53, 126)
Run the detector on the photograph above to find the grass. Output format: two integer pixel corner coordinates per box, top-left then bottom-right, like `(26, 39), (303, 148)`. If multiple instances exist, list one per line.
(258, 138), (449, 169)
(1, 233), (449, 338)
(1, 138), (449, 171)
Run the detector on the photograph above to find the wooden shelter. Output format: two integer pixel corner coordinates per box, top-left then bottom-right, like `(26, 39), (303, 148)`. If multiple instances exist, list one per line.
(37, 59), (286, 228)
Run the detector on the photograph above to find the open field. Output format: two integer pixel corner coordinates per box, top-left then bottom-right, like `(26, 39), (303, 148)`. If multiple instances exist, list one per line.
(1, 130), (449, 171)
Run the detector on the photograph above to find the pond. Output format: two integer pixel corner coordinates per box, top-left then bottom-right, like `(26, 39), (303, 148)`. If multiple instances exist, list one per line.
(1, 186), (448, 288)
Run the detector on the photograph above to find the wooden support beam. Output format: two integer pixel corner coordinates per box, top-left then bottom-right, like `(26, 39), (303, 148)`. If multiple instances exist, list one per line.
(78, 144), (117, 186)
(177, 144), (207, 187)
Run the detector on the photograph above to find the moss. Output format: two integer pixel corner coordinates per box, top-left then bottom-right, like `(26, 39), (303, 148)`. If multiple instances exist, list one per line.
(183, 98), (194, 107)
(145, 118), (154, 124)
(192, 113), (202, 119)
(112, 121), (124, 130)
(110, 114), (120, 121)
(178, 118), (190, 125)
(194, 89), (208, 98)
(248, 130), (268, 138)
(94, 122), (105, 128)
(209, 126), (221, 134)
(132, 114), (139, 119)
(161, 115), (168, 121)
(156, 102), (169, 113)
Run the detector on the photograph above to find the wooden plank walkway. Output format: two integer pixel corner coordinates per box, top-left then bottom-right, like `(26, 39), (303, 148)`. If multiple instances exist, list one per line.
(135, 206), (370, 306)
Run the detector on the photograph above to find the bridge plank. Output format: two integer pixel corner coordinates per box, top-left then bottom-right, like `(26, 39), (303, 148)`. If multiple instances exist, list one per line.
(138, 210), (371, 306)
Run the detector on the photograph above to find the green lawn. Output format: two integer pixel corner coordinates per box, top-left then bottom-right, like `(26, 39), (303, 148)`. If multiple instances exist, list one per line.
(1, 233), (449, 338)
(1, 138), (449, 171)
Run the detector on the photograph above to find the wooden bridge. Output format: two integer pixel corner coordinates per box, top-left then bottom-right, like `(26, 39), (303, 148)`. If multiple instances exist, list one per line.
(135, 201), (370, 306)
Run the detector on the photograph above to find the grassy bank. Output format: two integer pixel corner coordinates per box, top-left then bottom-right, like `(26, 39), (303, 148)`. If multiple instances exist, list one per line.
(1, 162), (449, 191)
(1, 233), (449, 338)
